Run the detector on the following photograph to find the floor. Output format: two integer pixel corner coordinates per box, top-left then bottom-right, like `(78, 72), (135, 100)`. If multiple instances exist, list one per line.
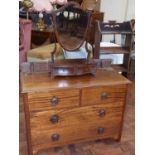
(19, 83), (135, 155)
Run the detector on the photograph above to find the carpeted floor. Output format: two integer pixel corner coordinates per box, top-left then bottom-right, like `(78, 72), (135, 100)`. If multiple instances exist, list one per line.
(19, 83), (135, 155)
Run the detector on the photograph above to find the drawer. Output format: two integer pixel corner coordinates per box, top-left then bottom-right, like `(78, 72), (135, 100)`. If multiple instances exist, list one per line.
(30, 103), (123, 132)
(81, 85), (127, 106)
(31, 121), (121, 153)
(28, 88), (80, 111)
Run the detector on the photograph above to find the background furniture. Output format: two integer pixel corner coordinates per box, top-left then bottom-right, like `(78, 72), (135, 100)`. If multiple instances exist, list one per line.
(20, 6), (103, 63)
(19, 0), (104, 48)
(20, 2), (103, 77)
(27, 43), (64, 62)
(19, 18), (32, 65)
(31, 25), (55, 49)
(94, 21), (133, 77)
(20, 68), (130, 155)
(30, 11), (103, 49)
(128, 19), (135, 81)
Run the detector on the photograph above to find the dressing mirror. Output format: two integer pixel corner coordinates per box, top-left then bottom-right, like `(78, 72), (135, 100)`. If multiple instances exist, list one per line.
(51, 2), (91, 54)
(50, 2), (98, 76)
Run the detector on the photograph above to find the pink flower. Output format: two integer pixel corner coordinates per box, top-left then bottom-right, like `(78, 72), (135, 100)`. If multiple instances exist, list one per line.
(31, 0), (68, 12)
(51, 0), (68, 5)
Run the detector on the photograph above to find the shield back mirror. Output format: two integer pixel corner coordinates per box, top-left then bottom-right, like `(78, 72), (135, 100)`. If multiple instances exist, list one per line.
(52, 2), (90, 51)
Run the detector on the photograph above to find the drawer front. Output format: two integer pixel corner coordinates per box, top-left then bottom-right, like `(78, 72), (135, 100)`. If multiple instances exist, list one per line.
(81, 85), (127, 106)
(31, 121), (121, 152)
(28, 88), (80, 111)
(30, 103), (123, 132)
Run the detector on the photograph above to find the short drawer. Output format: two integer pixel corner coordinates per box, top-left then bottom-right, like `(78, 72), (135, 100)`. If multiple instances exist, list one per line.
(81, 85), (127, 106)
(28, 88), (80, 112)
(30, 103), (123, 132)
(31, 121), (121, 154)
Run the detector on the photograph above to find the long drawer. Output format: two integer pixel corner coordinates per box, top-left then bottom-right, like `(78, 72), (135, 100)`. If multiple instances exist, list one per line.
(30, 103), (123, 132)
(28, 88), (80, 112)
(81, 85), (127, 106)
(31, 121), (121, 154)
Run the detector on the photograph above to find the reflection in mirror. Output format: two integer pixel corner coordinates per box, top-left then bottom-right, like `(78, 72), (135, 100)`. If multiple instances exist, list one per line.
(52, 2), (90, 51)
(49, 2), (98, 77)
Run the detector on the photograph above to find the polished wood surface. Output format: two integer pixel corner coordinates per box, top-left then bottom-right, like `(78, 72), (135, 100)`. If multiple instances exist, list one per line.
(20, 59), (111, 77)
(20, 69), (130, 93)
(28, 88), (80, 111)
(32, 121), (121, 154)
(23, 93), (33, 155)
(82, 85), (127, 106)
(32, 122), (120, 152)
(30, 103), (123, 131)
(21, 69), (131, 155)
(51, 59), (98, 77)
(20, 86), (135, 155)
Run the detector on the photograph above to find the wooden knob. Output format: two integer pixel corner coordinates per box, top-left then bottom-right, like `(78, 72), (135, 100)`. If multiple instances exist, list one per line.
(51, 134), (60, 141)
(51, 96), (59, 106)
(50, 115), (59, 124)
(101, 92), (108, 99)
(97, 127), (104, 134)
(99, 110), (106, 117)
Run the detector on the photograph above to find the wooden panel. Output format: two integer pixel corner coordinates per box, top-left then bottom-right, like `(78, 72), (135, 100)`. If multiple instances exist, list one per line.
(22, 93), (33, 155)
(100, 47), (129, 54)
(28, 89), (80, 111)
(31, 121), (121, 154)
(30, 103), (123, 132)
(82, 85), (127, 106)
(20, 69), (130, 155)
(88, 11), (104, 44)
(20, 69), (131, 93)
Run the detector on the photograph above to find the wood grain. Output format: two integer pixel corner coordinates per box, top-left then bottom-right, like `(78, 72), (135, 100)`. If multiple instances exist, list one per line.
(22, 93), (33, 155)
(20, 69), (131, 155)
(30, 103), (123, 132)
(32, 121), (121, 154)
(82, 85), (127, 106)
(20, 69), (131, 93)
(28, 88), (80, 112)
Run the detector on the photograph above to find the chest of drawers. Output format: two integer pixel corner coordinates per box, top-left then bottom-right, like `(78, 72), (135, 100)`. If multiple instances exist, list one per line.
(21, 69), (130, 155)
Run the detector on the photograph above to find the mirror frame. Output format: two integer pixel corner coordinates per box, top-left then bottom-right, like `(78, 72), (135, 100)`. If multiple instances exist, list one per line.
(51, 2), (92, 52)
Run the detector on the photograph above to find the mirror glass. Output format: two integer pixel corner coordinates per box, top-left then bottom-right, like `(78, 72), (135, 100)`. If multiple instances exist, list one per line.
(54, 3), (89, 51)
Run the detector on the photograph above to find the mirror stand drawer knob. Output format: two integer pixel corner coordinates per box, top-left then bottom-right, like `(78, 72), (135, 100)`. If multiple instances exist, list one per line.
(50, 115), (59, 124)
(99, 110), (106, 117)
(51, 134), (60, 141)
(51, 96), (59, 106)
(97, 127), (105, 134)
(101, 92), (108, 99)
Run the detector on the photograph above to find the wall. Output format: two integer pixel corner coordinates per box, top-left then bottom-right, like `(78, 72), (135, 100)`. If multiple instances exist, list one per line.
(99, 0), (135, 43)
(100, 0), (135, 22)
(99, 0), (135, 62)
(125, 0), (135, 20)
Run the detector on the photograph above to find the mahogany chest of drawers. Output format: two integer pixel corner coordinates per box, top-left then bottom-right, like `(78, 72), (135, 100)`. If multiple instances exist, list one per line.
(20, 69), (130, 155)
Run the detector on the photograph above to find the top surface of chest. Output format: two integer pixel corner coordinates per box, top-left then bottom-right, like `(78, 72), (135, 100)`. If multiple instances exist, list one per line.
(20, 69), (130, 93)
